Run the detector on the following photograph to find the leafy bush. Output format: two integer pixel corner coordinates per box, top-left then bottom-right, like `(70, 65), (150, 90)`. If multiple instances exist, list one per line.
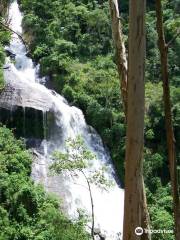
(0, 127), (90, 240)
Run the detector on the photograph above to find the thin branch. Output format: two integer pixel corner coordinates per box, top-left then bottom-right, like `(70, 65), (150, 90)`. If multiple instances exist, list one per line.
(81, 170), (95, 240)
(167, 28), (180, 48)
(0, 20), (28, 51)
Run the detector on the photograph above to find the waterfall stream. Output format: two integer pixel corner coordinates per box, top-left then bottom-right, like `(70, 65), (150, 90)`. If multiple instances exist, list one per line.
(2, 2), (124, 239)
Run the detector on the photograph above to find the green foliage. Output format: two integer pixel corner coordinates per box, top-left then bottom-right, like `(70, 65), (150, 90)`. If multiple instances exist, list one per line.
(147, 184), (174, 240)
(50, 136), (93, 173)
(50, 136), (112, 190)
(0, 127), (90, 240)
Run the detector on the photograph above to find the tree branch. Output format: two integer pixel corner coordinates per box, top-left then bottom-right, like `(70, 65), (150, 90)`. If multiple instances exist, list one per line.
(0, 20), (28, 52)
(167, 28), (180, 48)
(109, 0), (128, 120)
(81, 170), (95, 240)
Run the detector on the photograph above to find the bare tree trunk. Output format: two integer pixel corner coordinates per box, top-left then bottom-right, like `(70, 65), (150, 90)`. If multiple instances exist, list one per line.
(123, 1), (150, 240)
(155, 1), (180, 239)
(109, 0), (128, 117)
(109, 1), (151, 238)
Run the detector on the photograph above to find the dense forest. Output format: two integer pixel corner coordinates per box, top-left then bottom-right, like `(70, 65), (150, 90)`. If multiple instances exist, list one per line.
(0, 0), (179, 240)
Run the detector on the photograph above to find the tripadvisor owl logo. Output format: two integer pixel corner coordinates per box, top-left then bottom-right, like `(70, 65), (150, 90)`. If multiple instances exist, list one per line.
(135, 227), (144, 236)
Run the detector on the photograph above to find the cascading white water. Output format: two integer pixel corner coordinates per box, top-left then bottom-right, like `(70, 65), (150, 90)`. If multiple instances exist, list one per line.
(4, 1), (124, 239)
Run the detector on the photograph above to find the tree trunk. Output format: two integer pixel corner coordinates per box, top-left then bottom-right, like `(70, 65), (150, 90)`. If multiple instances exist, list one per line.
(109, 0), (128, 118)
(123, 1), (150, 240)
(155, 1), (180, 239)
(109, 1), (151, 238)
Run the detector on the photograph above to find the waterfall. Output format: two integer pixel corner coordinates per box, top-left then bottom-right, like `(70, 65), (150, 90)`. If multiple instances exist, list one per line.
(2, 1), (124, 239)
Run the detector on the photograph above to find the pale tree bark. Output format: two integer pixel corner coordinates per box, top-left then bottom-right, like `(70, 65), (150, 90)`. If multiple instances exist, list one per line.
(123, 0), (150, 240)
(109, 1), (151, 239)
(155, 1), (180, 239)
(109, 0), (128, 117)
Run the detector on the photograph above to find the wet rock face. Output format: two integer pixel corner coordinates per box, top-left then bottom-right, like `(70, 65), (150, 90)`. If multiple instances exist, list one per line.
(0, 105), (55, 141)
(0, 84), (21, 110)
(0, 68), (54, 112)
(0, 106), (44, 139)
(0, 66), (55, 140)
(94, 228), (106, 240)
(5, 49), (16, 60)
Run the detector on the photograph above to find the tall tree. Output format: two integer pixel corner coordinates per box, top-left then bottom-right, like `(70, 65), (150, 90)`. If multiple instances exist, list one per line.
(155, 1), (180, 239)
(123, 1), (149, 239)
(109, 1), (151, 239)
